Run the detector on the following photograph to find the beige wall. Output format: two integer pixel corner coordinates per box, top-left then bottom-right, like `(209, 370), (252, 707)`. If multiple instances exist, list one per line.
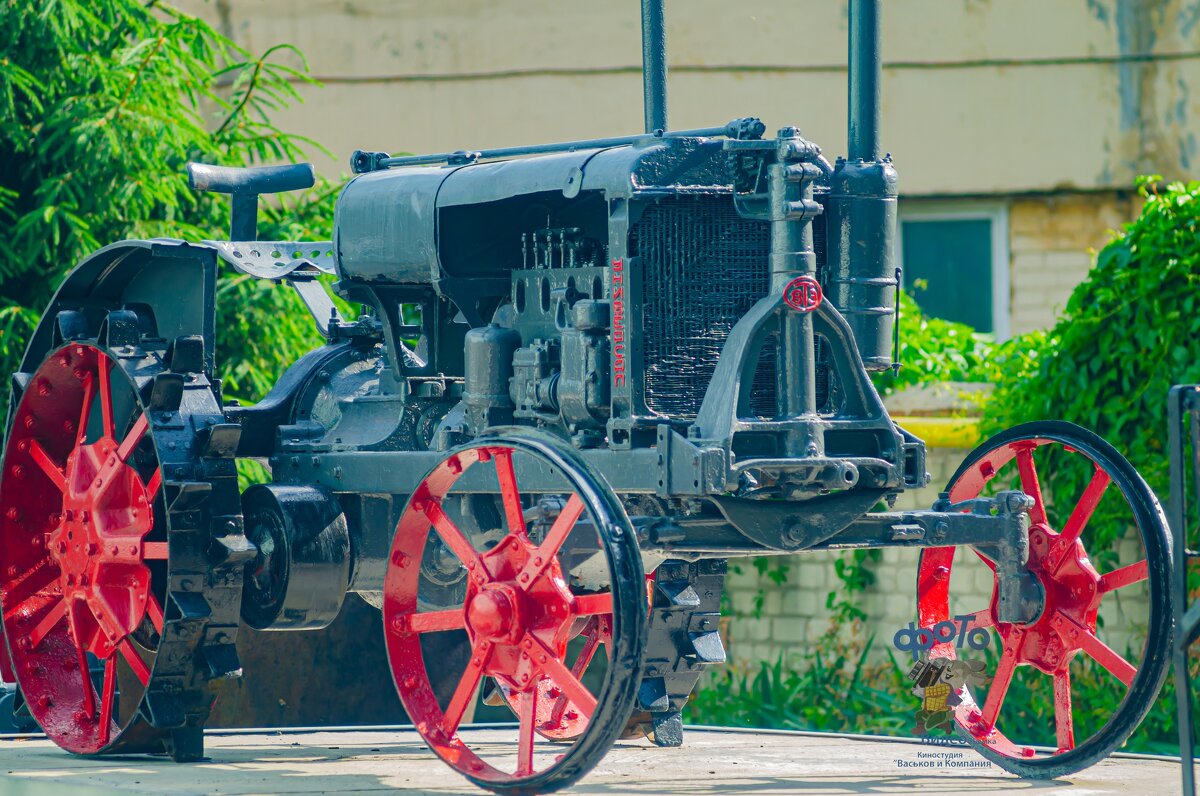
(181, 0), (1200, 195)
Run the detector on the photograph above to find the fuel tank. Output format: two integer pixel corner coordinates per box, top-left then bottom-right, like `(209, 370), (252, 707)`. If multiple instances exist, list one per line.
(331, 136), (732, 287)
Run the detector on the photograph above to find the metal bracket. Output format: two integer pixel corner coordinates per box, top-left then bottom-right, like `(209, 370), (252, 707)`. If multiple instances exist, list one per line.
(288, 274), (342, 337)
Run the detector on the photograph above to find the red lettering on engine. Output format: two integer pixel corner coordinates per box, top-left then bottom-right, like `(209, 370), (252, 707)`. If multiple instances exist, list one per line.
(611, 258), (626, 387)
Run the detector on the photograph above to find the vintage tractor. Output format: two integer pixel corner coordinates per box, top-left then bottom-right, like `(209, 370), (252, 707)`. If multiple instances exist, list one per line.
(0, 0), (1172, 792)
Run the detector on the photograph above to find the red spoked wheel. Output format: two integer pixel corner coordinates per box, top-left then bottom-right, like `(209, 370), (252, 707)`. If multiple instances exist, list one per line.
(0, 338), (237, 759)
(916, 421), (1171, 777)
(383, 431), (646, 794)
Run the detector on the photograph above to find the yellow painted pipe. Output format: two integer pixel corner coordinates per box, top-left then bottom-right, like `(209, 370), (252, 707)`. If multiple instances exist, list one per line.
(892, 416), (981, 449)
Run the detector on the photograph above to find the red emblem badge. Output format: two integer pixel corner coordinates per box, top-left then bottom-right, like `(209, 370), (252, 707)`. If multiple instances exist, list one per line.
(783, 275), (822, 312)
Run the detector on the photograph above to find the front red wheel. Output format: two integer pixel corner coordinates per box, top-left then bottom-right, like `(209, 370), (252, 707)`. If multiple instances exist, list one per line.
(383, 432), (646, 794)
(916, 421), (1171, 777)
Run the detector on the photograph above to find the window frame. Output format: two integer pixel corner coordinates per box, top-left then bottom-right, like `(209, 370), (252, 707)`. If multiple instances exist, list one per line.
(896, 201), (1011, 341)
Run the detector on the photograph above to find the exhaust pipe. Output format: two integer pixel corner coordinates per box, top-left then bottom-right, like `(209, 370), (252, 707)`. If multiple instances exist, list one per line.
(848, 0), (881, 161)
(641, 0), (668, 133)
(827, 0), (899, 373)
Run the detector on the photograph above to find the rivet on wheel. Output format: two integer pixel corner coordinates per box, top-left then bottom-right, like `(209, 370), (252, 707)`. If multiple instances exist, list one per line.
(36, 381), (51, 397)
(519, 573), (529, 583)
(933, 566), (949, 581)
(523, 638), (533, 649)
(472, 656), (483, 667)
(533, 557), (543, 566)
(37, 695), (51, 709)
(390, 617), (407, 634)
(411, 496), (426, 512)
(403, 676), (418, 690)
(538, 654), (547, 664)
(62, 420), (74, 434)
(15, 440), (28, 453)
(111, 546), (119, 556)
(9, 465), (25, 480)
(390, 551), (409, 568)
(73, 368), (87, 381)
(16, 637), (30, 651)
(4, 508), (19, 522)
(129, 546), (138, 555)
(21, 415), (34, 430)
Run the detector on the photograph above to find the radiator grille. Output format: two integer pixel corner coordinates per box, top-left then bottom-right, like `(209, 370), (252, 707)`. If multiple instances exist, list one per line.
(632, 195), (771, 419)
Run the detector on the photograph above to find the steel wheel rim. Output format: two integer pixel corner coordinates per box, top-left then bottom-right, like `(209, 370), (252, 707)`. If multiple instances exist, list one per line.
(0, 343), (167, 753)
(916, 422), (1169, 769)
(383, 436), (643, 790)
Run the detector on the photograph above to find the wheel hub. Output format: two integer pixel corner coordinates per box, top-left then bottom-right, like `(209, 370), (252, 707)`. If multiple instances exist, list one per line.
(462, 532), (575, 692)
(995, 523), (1101, 674)
(467, 585), (523, 642)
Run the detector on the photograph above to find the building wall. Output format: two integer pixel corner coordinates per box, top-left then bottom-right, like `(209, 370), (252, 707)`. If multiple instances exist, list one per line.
(1005, 192), (1141, 335)
(179, 0), (1200, 195)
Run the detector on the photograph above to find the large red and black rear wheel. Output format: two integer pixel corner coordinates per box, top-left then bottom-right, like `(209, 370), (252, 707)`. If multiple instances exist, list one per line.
(916, 421), (1171, 777)
(0, 335), (246, 759)
(383, 431), (646, 794)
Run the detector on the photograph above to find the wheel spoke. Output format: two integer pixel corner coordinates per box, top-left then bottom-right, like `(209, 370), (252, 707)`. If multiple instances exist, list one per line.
(142, 541), (169, 560)
(492, 448), (528, 538)
(115, 413), (148, 463)
(981, 629), (1023, 727)
(424, 500), (486, 575)
(525, 633), (597, 719)
(145, 469), (162, 503)
(1077, 626), (1136, 687)
(972, 548), (997, 572)
(960, 608), (995, 631)
(572, 592), (613, 617)
(1054, 670), (1075, 752)
(516, 685), (537, 777)
(549, 619), (604, 726)
(68, 605), (96, 720)
(1058, 467), (1110, 548)
(27, 440), (66, 492)
(400, 608), (466, 634)
(98, 657), (117, 747)
(2, 561), (58, 617)
(519, 494), (585, 586)
(76, 372), (95, 443)
(1014, 447), (1047, 525)
(146, 593), (164, 633)
(118, 638), (151, 686)
(97, 354), (114, 440)
(27, 598), (66, 649)
(1098, 559), (1148, 594)
(442, 643), (488, 735)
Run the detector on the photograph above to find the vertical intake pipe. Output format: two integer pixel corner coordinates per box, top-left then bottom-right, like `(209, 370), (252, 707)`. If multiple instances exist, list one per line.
(642, 0), (668, 133)
(848, 0), (881, 161)
(827, 0), (899, 372)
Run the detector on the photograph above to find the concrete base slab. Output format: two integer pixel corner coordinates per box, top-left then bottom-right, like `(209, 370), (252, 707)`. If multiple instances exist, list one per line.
(0, 727), (1180, 795)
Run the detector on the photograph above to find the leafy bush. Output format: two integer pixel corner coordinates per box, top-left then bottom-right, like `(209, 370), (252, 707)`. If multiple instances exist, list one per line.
(0, 0), (338, 420)
(687, 622), (911, 734)
(872, 289), (997, 396)
(983, 177), (1200, 501)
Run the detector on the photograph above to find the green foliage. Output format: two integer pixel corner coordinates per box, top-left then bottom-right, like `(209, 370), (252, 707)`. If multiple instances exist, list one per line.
(687, 623), (911, 735)
(983, 177), (1200, 506)
(826, 548), (880, 624)
(0, 0), (338, 420)
(872, 290), (997, 396)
